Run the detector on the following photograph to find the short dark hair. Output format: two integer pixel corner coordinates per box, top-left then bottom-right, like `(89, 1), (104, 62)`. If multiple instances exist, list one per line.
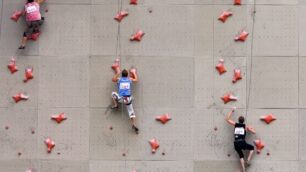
(28, 0), (34, 2)
(238, 116), (245, 124)
(122, 69), (128, 77)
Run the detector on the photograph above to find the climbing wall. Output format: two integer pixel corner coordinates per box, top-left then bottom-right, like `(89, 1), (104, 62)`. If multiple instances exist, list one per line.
(0, 0), (305, 171)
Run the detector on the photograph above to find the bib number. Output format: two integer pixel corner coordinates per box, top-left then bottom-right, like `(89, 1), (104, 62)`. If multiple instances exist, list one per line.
(119, 83), (130, 90)
(234, 127), (245, 135)
(26, 5), (38, 13)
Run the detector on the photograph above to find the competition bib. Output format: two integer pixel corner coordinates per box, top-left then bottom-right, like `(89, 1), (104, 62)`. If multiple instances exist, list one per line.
(26, 5), (38, 13)
(234, 127), (245, 135)
(119, 82), (130, 90)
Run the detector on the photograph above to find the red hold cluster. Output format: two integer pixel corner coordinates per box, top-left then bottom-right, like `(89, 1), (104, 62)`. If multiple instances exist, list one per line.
(8, 58), (18, 74)
(13, 92), (29, 103)
(260, 114), (276, 124)
(254, 139), (264, 154)
(45, 138), (55, 153)
(114, 11), (129, 22)
(232, 69), (242, 83)
(24, 67), (34, 82)
(130, 0), (138, 5)
(149, 138), (160, 153)
(218, 11), (233, 23)
(235, 30), (249, 42)
(216, 59), (227, 75)
(51, 113), (67, 124)
(130, 30), (145, 41)
(155, 113), (171, 124)
(234, 0), (241, 5)
(221, 93), (238, 104)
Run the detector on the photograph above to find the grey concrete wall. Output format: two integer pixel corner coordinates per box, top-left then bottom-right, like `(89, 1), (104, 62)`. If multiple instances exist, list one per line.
(0, 0), (305, 171)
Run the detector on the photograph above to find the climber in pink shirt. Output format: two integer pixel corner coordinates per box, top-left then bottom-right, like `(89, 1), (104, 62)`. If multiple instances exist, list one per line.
(19, 0), (45, 49)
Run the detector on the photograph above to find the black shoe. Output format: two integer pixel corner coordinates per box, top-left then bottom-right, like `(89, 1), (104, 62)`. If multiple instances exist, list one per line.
(18, 46), (25, 49)
(132, 125), (139, 134)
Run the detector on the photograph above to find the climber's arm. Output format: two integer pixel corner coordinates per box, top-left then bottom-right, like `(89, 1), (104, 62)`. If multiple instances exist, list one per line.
(112, 73), (120, 82)
(246, 126), (256, 134)
(226, 108), (235, 126)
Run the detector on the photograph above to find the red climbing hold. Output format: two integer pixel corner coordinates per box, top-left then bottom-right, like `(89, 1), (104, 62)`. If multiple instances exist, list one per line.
(235, 30), (249, 42)
(24, 67), (34, 82)
(254, 139), (264, 153)
(51, 113), (67, 124)
(27, 32), (41, 41)
(111, 58), (120, 74)
(132, 169), (137, 172)
(45, 138), (55, 153)
(130, 0), (138, 5)
(114, 11), (128, 22)
(130, 30), (145, 42)
(8, 58), (18, 74)
(234, 0), (241, 5)
(232, 69), (242, 83)
(13, 92), (29, 103)
(149, 138), (160, 153)
(155, 113), (171, 124)
(216, 59), (227, 75)
(218, 11), (233, 23)
(221, 93), (238, 104)
(11, 11), (23, 22)
(129, 67), (137, 81)
(260, 113), (276, 124)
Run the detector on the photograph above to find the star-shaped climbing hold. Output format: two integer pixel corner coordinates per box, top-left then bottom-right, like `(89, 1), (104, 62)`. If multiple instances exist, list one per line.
(130, 0), (138, 5)
(51, 113), (67, 124)
(232, 69), (242, 83)
(254, 139), (264, 154)
(11, 10), (22, 22)
(234, 0), (241, 5)
(45, 138), (55, 153)
(221, 93), (238, 104)
(13, 92), (29, 103)
(235, 30), (249, 42)
(130, 30), (145, 42)
(218, 11), (233, 23)
(27, 32), (41, 41)
(156, 113), (171, 124)
(8, 57), (18, 74)
(260, 113), (276, 124)
(114, 11), (128, 22)
(24, 67), (34, 82)
(216, 59), (227, 75)
(149, 138), (160, 153)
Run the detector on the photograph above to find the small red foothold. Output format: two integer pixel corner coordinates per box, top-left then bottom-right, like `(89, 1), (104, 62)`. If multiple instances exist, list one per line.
(5, 126), (9, 130)
(254, 139), (264, 154)
(218, 11), (233, 23)
(130, 0), (138, 5)
(232, 69), (242, 83)
(234, 0), (241, 5)
(132, 169), (137, 172)
(109, 126), (113, 130)
(216, 59), (227, 75)
(130, 30), (145, 42)
(24, 67), (34, 82)
(8, 58), (18, 74)
(31, 130), (35, 134)
(149, 138), (160, 153)
(235, 30), (249, 42)
(260, 114), (276, 124)
(114, 11), (128, 22)
(13, 92), (29, 103)
(155, 113), (171, 124)
(11, 11), (22, 22)
(111, 58), (120, 75)
(221, 93), (238, 104)
(27, 32), (41, 41)
(51, 113), (67, 124)
(45, 138), (55, 153)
